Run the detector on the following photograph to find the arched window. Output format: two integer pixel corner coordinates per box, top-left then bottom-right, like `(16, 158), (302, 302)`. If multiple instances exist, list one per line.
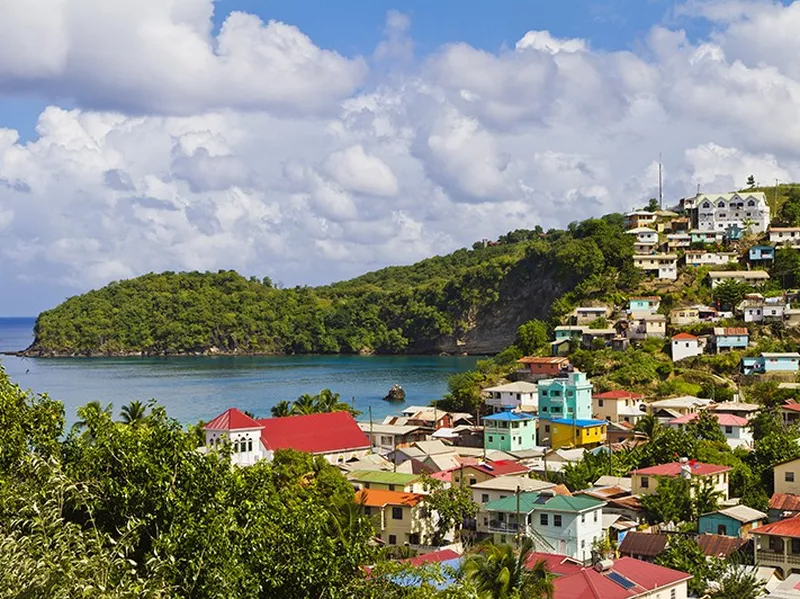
(748, 200), (756, 207)
(702, 201), (712, 209)
(717, 201), (726, 208)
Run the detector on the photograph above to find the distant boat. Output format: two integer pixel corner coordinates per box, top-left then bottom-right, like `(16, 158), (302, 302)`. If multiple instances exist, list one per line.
(383, 384), (406, 403)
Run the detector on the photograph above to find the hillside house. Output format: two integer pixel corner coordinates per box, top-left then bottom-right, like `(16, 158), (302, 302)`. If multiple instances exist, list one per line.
(648, 396), (713, 419)
(699, 505), (766, 538)
(552, 557), (691, 599)
(669, 305), (717, 326)
(685, 191), (771, 234)
(618, 532), (668, 562)
(471, 476), (556, 506)
(633, 254), (678, 280)
(548, 418), (608, 450)
(538, 371), (593, 422)
(708, 270), (770, 288)
(671, 333), (704, 362)
(667, 412), (753, 450)
(713, 327), (749, 353)
(347, 470), (427, 494)
(480, 490), (605, 562)
(484, 381), (539, 412)
(774, 457), (800, 496)
(739, 296), (790, 323)
(628, 314), (666, 340)
(626, 211), (657, 229)
(593, 390), (646, 424)
(580, 328), (617, 349)
(690, 229), (725, 244)
(626, 227), (659, 253)
(631, 459), (731, 500)
(750, 245), (776, 263)
(358, 422), (430, 454)
(628, 296), (661, 314)
(516, 356), (572, 380)
(741, 353), (800, 376)
(572, 306), (612, 325)
(668, 216), (690, 232)
(667, 233), (691, 251)
(769, 493), (800, 523)
(451, 460), (529, 487)
(770, 227), (800, 248)
(751, 514), (800, 577)
(708, 401), (760, 420)
(203, 408), (371, 466)
(781, 401), (800, 426)
(684, 250), (739, 267)
(553, 325), (586, 341)
(355, 489), (435, 547)
(483, 411), (538, 452)
(387, 406), (473, 430)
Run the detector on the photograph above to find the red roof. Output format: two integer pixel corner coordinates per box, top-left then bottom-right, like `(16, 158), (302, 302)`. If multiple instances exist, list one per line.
(783, 401), (800, 414)
(402, 549), (461, 567)
(466, 460), (529, 477)
(770, 493), (800, 512)
(204, 408), (263, 431)
(751, 514), (800, 538)
(517, 356), (570, 364)
(550, 557), (691, 598)
(668, 412), (748, 427)
(257, 411), (370, 454)
(696, 534), (746, 558)
(593, 390), (645, 401)
(631, 461), (731, 477)
(554, 569), (634, 599)
(611, 557), (692, 591)
(525, 552), (583, 576)
(671, 332), (698, 341)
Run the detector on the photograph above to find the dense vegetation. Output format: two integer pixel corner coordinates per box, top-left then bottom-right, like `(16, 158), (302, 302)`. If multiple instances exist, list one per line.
(25, 216), (639, 357)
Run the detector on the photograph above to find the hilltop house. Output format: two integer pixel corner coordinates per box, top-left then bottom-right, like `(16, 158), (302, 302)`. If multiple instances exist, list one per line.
(626, 211), (658, 229)
(770, 227), (800, 248)
(749, 245), (776, 264)
(484, 381), (539, 412)
(479, 490), (606, 562)
(628, 296), (661, 315)
(631, 459), (731, 500)
(699, 505), (766, 538)
(667, 412), (753, 450)
(708, 270), (770, 288)
(684, 191), (771, 234)
(471, 475), (556, 506)
(203, 408), (371, 466)
(483, 411), (538, 452)
(355, 488), (435, 547)
(683, 250), (739, 267)
(627, 314), (666, 340)
(669, 305), (717, 326)
(741, 353), (800, 375)
(713, 327), (749, 353)
(667, 233), (691, 251)
(671, 333), (704, 362)
(633, 254), (678, 280)
(593, 390), (646, 424)
(572, 306), (612, 326)
(626, 227), (659, 253)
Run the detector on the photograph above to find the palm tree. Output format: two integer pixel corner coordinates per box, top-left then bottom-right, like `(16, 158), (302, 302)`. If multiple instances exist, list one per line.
(291, 394), (318, 415)
(271, 400), (292, 418)
(313, 388), (341, 413)
(693, 477), (723, 519)
(120, 400), (147, 426)
(462, 537), (554, 599)
(634, 413), (661, 441)
(72, 401), (113, 437)
(708, 560), (766, 598)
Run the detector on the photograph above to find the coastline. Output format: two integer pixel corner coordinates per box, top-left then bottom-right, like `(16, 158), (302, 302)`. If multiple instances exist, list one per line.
(10, 347), (481, 359)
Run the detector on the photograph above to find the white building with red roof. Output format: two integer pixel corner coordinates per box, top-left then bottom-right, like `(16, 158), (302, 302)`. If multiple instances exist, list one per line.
(593, 390), (646, 424)
(630, 459), (731, 499)
(752, 514), (800, 578)
(203, 408), (371, 466)
(666, 412), (753, 450)
(671, 332), (704, 362)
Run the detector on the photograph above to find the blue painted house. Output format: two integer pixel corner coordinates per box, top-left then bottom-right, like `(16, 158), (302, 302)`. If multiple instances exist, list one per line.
(690, 229), (724, 245)
(713, 327), (749, 354)
(749, 245), (776, 263)
(628, 296), (660, 314)
(725, 224), (744, 241)
(698, 505), (766, 538)
(554, 326), (587, 341)
(537, 372), (593, 421)
(741, 352), (800, 375)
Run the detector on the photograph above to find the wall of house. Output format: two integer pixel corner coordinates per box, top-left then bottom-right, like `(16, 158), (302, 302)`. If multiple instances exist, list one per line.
(205, 428), (267, 466)
(485, 419), (537, 452)
(593, 398), (620, 422)
(535, 507), (604, 563)
(370, 504), (434, 546)
(672, 340), (700, 362)
(698, 513), (743, 537)
(775, 461), (800, 495)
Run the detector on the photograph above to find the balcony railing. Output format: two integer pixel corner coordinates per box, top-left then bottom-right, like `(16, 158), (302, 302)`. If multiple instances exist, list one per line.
(488, 520), (520, 533)
(757, 550), (800, 565)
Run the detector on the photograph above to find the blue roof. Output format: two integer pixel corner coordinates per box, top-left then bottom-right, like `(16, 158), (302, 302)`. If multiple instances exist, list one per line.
(750, 245), (774, 250)
(550, 418), (607, 427)
(484, 411), (535, 421)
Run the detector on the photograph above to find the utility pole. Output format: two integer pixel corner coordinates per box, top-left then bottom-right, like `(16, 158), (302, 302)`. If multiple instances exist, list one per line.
(368, 406), (374, 454)
(658, 152), (663, 210)
(515, 485), (521, 545)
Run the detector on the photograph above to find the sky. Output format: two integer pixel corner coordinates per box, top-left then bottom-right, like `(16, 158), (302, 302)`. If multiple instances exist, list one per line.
(0, 0), (798, 315)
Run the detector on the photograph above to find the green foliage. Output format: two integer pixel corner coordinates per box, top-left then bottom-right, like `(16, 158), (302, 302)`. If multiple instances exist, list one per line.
(640, 476), (695, 524)
(655, 536), (716, 597)
(516, 320), (549, 355)
(462, 537), (554, 599)
(421, 476), (479, 545)
(712, 279), (751, 311)
(686, 410), (727, 444)
(707, 561), (767, 598)
(271, 388), (359, 418)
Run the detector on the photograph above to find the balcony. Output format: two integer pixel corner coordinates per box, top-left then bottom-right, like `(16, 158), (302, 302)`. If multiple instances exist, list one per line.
(488, 520), (520, 534)
(757, 549), (800, 566)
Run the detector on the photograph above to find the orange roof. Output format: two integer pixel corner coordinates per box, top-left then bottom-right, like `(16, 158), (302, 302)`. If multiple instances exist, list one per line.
(751, 514), (800, 538)
(517, 356), (570, 365)
(671, 332), (698, 340)
(355, 488), (423, 508)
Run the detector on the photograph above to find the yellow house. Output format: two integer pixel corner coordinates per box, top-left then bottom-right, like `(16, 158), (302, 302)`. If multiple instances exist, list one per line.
(630, 460), (731, 500)
(355, 488), (435, 546)
(774, 457), (800, 495)
(547, 418), (607, 450)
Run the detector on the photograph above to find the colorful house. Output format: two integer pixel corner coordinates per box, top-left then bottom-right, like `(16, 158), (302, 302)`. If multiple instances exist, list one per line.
(699, 505), (766, 538)
(516, 356), (572, 379)
(630, 460), (731, 500)
(547, 418), (607, 450)
(553, 325), (587, 341)
(628, 296), (661, 314)
(632, 254), (678, 280)
(749, 245), (776, 263)
(671, 332), (703, 362)
(538, 371), (593, 422)
(690, 229), (725, 244)
(713, 327), (749, 353)
(484, 381), (539, 412)
(625, 227), (659, 253)
(751, 514), (800, 578)
(450, 460), (529, 487)
(774, 457), (800, 496)
(347, 470), (426, 494)
(625, 211), (657, 229)
(471, 475), (556, 506)
(552, 557), (691, 599)
(355, 488), (434, 547)
(741, 352), (800, 376)
(483, 410), (537, 452)
(592, 390), (646, 424)
(683, 250), (739, 267)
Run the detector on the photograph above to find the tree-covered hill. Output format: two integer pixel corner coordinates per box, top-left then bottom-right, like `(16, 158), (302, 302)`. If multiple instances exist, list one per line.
(23, 216), (639, 357)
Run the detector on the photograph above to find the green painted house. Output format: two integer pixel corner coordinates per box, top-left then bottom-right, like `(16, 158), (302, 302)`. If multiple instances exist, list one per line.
(483, 410), (537, 452)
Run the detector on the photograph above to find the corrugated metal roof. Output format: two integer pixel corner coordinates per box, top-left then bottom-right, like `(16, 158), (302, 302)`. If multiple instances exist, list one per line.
(347, 470), (421, 485)
(751, 514), (800, 538)
(355, 488), (423, 507)
(708, 505), (766, 523)
(631, 461), (731, 477)
(204, 407), (263, 431)
(770, 493), (800, 512)
(696, 533), (747, 558)
(618, 532), (668, 557)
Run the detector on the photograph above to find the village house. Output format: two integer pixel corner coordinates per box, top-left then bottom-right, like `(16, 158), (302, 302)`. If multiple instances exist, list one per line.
(203, 408), (371, 466)
(633, 254), (678, 280)
(479, 490), (606, 563)
(593, 390), (646, 424)
(774, 457), (800, 496)
(751, 514), (800, 578)
(553, 325), (587, 342)
(580, 328), (617, 349)
(669, 304), (717, 326)
(358, 422), (430, 454)
(571, 306), (612, 326)
(668, 216), (691, 232)
(347, 470), (427, 494)
(552, 557), (692, 599)
(548, 418), (608, 450)
(708, 270), (770, 288)
(781, 401), (800, 426)
(739, 295), (790, 323)
(626, 227), (659, 253)
(627, 314), (667, 340)
(471, 475), (556, 506)
(684, 191), (771, 234)
(666, 412), (753, 450)
(690, 229), (725, 245)
(484, 381), (539, 412)
(770, 227), (800, 248)
(516, 356), (572, 380)
(683, 250), (739, 267)
(713, 327), (749, 353)
(483, 411), (538, 452)
(628, 296), (661, 315)
(618, 532), (668, 562)
(750, 245), (776, 264)
(666, 233), (691, 251)
(630, 459), (731, 499)
(355, 488), (435, 547)
(648, 396), (714, 420)
(708, 401), (761, 420)
(769, 493), (800, 523)
(450, 460), (529, 487)
(385, 406), (473, 430)
(698, 505), (766, 538)
(626, 210), (658, 229)
(671, 332), (704, 362)
(741, 353), (800, 376)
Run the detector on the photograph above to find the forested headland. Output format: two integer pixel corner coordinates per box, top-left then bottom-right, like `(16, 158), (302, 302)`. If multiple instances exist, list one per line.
(22, 216), (640, 357)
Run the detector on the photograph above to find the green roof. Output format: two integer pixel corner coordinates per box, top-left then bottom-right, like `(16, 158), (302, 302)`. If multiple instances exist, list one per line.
(484, 492), (605, 514)
(346, 470), (421, 485)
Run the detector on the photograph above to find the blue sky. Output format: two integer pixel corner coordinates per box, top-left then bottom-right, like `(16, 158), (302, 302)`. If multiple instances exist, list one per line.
(1, 0), (800, 315)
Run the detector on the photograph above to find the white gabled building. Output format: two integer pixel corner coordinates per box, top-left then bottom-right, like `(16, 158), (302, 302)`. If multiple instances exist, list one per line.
(685, 191), (771, 234)
(625, 227), (659, 253)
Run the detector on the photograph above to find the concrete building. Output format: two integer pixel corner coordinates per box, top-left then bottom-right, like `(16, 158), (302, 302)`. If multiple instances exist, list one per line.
(667, 412), (753, 450)
(538, 371), (593, 422)
(774, 458), (800, 496)
(483, 411), (538, 452)
(690, 229), (726, 245)
(708, 270), (770, 288)
(572, 306), (612, 325)
(471, 475), (556, 506)
(548, 418), (608, 450)
(750, 245), (776, 263)
(626, 227), (659, 253)
(684, 250), (739, 267)
(630, 459), (731, 500)
(713, 327), (749, 353)
(671, 332), (703, 362)
(356, 488), (435, 547)
(741, 353), (800, 376)
(751, 514), (800, 578)
(633, 254), (678, 280)
(628, 314), (667, 340)
(593, 390), (646, 424)
(667, 233), (691, 251)
(625, 211), (658, 229)
(770, 227), (800, 248)
(628, 296), (661, 315)
(358, 422), (430, 454)
(685, 191), (771, 234)
(484, 381), (539, 412)
(516, 356), (572, 380)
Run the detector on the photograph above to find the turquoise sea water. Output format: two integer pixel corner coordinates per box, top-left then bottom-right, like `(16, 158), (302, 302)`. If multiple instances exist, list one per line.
(0, 317), (480, 427)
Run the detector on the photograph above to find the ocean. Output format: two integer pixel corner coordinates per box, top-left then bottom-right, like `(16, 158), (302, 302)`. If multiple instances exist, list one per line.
(0, 317), (480, 427)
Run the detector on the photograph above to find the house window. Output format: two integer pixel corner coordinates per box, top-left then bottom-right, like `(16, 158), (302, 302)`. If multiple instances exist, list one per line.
(671, 589), (677, 599)
(598, 399), (604, 407)
(641, 476), (649, 488)
(389, 484), (395, 492)
(545, 425), (550, 433)
(717, 524), (727, 535)
(786, 472), (795, 483)
(540, 513), (548, 526)
(392, 507), (403, 520)
(554, 515), (562, 527)
(247, 439), (253, 452)
(488, 436), (494, 443)
(470, 478), (477, 486)
(389, 534), (397, 545)
(725, 426), (733, 434)
(581, 513), (585, 523)
(770, 536), (783, 552)
(594, 511), (598, 522)
(364, 506), (372, 516)
(793, 539), (800, 554)
(482, 494), (489, 503)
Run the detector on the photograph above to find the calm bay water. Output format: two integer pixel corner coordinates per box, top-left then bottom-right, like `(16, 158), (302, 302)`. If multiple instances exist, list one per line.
(0, 317), (480, 427)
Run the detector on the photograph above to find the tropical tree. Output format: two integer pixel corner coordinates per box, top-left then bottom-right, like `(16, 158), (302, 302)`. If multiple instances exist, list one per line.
(686, 410), (726, 444)
(291, 393), (318, 415)
(462, 537), (554, 599)
(71, 400), (112, 436)
(270, 400), (292, 418)
(633, 413), (661, 441)
(693, 476), (723, 518)
(421, 476), (479, 545)
(119, 400), (147, 426)
(655, 536), (715, 597)
(640, 476), (694, 524)
(707, 561), (766, 598)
